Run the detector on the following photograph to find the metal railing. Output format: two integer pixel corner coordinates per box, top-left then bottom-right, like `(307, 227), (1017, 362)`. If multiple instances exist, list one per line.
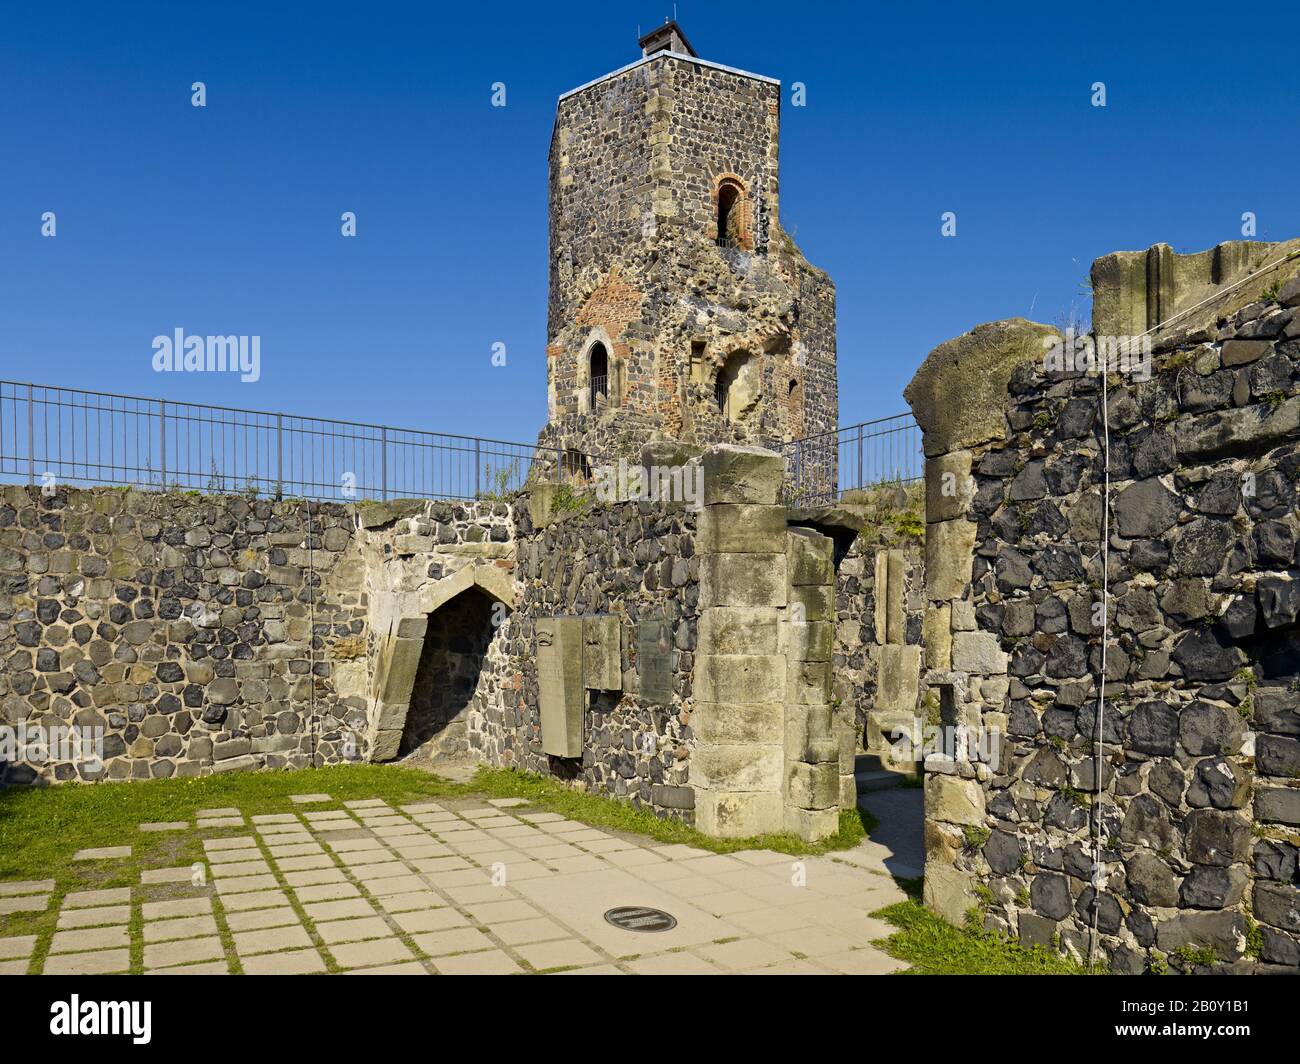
(0, 381), (597, 502)
(783, 412), (922, 506)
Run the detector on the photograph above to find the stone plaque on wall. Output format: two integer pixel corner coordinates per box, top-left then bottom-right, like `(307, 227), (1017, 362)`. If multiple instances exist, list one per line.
(538, 617), (584, 757)
(637, 619), (673, 705)
(583, 615), (622, 691)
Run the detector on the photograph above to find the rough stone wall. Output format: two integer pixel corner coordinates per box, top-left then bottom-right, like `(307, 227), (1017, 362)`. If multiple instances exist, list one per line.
(3, 448), (851, 844)
(484, 494), (700, 819)
(542, 48), (836, 467)
(662, 63), (779, 254)
(0, 486), (367, 784)
(906, 252), (1300, 973)
(402, 588), (496, 761)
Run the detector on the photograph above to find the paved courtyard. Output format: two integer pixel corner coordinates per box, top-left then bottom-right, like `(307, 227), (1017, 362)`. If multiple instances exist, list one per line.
(0, 793), (914, 975)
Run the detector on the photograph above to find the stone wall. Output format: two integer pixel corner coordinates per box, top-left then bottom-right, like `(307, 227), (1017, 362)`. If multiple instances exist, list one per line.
(2, 445), (852, 844)
(905, 243), (1300, 973)
(353, 498), (516, 766)
(781, 490), (927, 780)
(487, 490), (701, 818)
(0, 486), (367, 784)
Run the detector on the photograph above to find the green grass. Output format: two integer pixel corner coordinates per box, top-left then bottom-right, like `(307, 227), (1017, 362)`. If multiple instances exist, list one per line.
(0, 763), (874, 886)
(870, 899), (1098, 975)
(0, 764), (476, 972)
(471, 767), (875, 856)
(0, 763), (473, 883)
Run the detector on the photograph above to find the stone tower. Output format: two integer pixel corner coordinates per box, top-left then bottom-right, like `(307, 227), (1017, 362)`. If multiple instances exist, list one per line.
(539, 22), (837, 467)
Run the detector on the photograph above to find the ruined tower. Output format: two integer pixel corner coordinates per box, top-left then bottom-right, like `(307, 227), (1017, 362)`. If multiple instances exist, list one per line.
(540, 22), (837, 465)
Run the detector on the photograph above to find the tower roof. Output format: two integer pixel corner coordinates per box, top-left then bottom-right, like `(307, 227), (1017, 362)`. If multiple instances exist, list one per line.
(558, 24), (776, 106)
(638, 19), (697, 58)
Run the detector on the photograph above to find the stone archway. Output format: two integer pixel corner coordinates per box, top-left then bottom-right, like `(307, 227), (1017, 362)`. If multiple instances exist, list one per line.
(366, 564), (515, 763)
(399, 585), (497, 763)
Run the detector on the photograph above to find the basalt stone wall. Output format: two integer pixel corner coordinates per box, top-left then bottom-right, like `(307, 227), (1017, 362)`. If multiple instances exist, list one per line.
(907, 267), (1300, 973)
(486, 495), (700, 820)
(0, 486), (367, 784)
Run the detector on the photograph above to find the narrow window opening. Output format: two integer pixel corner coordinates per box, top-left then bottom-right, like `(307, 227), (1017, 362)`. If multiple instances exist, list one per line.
(716, 183), (741, 248)
(588, 342), (609, 410)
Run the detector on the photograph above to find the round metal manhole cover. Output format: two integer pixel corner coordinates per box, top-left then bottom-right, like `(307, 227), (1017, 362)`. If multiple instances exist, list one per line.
(604, 906), (678, 933)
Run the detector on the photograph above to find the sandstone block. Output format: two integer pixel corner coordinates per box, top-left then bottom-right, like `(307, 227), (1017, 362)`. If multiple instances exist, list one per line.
(693, 789), (783, 838)
(786, 528), (833, 586)
(698, 504), (787, 553)
(693, 701), (784, 745)
(698, 607), (779, 655)
(951, 631), (1008, 675)
(905, 319), (1061, 457)
(925, 773), (986, 826)
(786, 762), (839, 810)
(696, 654), (785, 704)
(692, 746), (783, 792)
(700, 553), (787, 608)
(925, 451), (975, 522)
(926, 518), (977, 601)
(701, 445), (783, 505)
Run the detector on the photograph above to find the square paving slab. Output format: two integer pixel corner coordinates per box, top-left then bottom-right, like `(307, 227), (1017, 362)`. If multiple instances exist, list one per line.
(1, 788), (916, 977)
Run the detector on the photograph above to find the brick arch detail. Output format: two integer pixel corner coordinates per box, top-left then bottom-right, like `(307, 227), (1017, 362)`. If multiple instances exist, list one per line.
(710, 172), (754, 251)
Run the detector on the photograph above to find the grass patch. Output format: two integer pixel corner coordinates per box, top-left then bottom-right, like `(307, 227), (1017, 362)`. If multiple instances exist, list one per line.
(0, 764), (475, 884)
(0, 763), (876, 972)
(870, 900), (1097, 975)
(0, 764), (874, 886)
(471, 767), (873, 856)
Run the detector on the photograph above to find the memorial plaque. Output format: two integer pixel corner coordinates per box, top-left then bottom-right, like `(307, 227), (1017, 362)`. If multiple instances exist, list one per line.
(637, 619), (673, 705)
(537, 616), (584, 757)
(604, 906), (677, 933)
(583, 615), (622, 691)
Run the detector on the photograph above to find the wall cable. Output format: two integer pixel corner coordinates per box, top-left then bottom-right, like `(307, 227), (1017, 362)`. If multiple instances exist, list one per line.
(307, 502), (318, 769)
(1088, 363), (1111, 969)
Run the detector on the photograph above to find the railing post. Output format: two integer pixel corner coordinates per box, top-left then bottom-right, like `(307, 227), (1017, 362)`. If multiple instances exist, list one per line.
(27, 383), (34, 486)
(474, 438), (481, 498)
(276, 413), (283, 498)
(857, 424), (864, 494)
(159, 400), (167, 488)
(381, 426), (388, 501)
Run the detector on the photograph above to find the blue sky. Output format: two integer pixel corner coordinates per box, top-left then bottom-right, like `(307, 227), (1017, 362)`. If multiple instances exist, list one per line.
(2, 0), (1296, 442)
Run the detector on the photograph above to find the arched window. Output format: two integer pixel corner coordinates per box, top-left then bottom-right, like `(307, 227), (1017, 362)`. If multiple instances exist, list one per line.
(716, 182), (742, 248)
(588, 343), (608, 410)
